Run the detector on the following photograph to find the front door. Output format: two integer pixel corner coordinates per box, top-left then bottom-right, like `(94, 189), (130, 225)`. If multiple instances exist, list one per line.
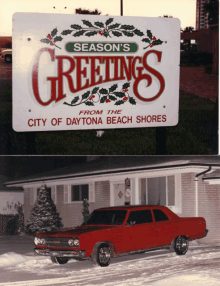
(113, 183), (125, 206)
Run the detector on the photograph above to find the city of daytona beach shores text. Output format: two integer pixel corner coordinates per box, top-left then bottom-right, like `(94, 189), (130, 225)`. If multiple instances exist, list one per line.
(28, 115), (167, 127)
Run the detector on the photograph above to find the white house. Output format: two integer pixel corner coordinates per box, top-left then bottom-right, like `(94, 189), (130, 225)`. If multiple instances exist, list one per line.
(5, 156), (220, 243)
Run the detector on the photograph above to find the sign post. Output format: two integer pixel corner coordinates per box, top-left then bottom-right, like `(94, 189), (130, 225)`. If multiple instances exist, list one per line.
(13, 13), (180, 136)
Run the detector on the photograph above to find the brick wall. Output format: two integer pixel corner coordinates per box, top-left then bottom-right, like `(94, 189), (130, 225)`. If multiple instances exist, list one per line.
(57, 185), (84, 227)
(198, 177), (220, 243)
(24, 188), (33, 225)
(180, 173), (196, 217)
(94, 181), (110, 209)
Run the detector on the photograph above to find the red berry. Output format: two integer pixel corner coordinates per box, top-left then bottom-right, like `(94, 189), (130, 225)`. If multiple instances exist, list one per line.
(150, 45), (154, 48)
(50, 43), (54, 46)
(153, 36), (156, 41)
(89, 95), (95, 100)
(106, 99), (111, 103)
(123, 96), (128, 101)
(123, 89), (129, 92)
(47, 34), (52, 40)
(103, 29), (106, 32)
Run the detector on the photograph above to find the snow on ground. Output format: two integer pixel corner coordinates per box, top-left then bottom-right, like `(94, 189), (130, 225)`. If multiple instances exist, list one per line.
(0, 238), (220, 286)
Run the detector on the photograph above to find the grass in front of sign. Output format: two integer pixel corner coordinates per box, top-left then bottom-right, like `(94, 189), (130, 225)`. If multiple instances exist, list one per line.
(0, 80), (217, 154)
(166, 91), (217, 154)
(36, 91), (217, 155)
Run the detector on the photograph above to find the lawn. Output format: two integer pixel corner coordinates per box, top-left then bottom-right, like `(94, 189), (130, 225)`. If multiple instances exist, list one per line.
(0, 81), (217, 155)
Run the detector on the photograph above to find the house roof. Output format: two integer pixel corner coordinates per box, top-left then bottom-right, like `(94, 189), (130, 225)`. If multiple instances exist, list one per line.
(5, 156), (220, 186)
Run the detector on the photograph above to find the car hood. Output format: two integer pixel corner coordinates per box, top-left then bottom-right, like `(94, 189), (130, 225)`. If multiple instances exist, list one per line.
(38, 225), (118, 237)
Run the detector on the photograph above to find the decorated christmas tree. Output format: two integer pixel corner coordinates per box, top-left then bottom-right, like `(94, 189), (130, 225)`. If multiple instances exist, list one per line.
(82, 199), (89, 223)
(25, 184), (63, 235)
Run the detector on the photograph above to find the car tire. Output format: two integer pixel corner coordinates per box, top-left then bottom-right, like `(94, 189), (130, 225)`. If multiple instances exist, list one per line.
(174, 236), (189, 255)
(5, 55), (12, 63)
(50, 257), (69, 264)
(96, 244), (111, 267)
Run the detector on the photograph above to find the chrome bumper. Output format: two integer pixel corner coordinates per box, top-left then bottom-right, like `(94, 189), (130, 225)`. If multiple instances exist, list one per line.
(35, 248), (86, 258)
(197, 229), (208, 240)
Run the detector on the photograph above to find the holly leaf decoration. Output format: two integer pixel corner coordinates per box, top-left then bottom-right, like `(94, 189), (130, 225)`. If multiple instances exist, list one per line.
(40, 39), (51, 44)
(122, 31), (134, 37)
(85, 101), (94, 106)
(61, 30), (73, 35)
(112, 31), (122, 37)
(82, 20), (94, 27)
(94, 21), (104, 28)
(142, 38), (151, 43)
(152, 39), (163, 46)
(103, 32), (108, 38)
(85, 31), (98, 37)
(71, 97), (79, 105)
(114, 92), (125, 98)
(129, 97), (136, 105)
(92, 87), (99, 94)
(120, 25), (135, 30)
(147, 30), (153, 40)
(109, 84), (118, 92)
(109, 95), (117, 101)
(100, 96), (107, 103)
(122, 82), (130, 89)
(133, 29), (144, 36)
(99, 88), (108, 94)
(82, 91), (90, 100)
(115, 100), (125, 105)
(106, 18), (114, 26)
(73, 30), (86, 37)
(70, 24), (82, 29)
(108, 23), (120, 29)
(54, 36), (63, 41)
(51, 28), (58, 37)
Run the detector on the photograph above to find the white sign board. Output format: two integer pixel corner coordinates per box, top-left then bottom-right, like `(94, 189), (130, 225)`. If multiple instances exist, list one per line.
(13, 13), (180, 131)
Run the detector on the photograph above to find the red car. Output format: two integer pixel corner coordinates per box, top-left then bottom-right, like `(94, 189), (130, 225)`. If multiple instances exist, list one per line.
(34, 205), (208, 267)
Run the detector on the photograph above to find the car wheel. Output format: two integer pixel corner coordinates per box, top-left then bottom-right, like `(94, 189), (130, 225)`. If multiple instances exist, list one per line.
(174, 236), (189, 255)
(50, 257), (69, 264)
(5, 55), (12, 63)
(97, 244), (111, 267)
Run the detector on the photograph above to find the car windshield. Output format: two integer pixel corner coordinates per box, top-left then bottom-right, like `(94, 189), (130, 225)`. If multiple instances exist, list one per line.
(83, 210), (127, 225)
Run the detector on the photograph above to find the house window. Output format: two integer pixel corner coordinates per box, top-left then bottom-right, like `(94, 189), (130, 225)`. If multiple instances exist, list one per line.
(71, 184), (89, 202)
(147, 175), (175, 207)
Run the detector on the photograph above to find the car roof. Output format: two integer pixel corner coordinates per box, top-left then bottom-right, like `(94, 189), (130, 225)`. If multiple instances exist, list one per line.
(95, 205), (168, 211)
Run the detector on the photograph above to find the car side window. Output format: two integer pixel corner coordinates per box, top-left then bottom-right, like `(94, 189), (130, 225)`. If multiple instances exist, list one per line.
(153, 209), (169, 222)
(126, 210), (153, 225)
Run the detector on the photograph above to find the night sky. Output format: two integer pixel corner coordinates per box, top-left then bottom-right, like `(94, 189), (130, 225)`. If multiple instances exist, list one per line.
(1, 156), (88, 179)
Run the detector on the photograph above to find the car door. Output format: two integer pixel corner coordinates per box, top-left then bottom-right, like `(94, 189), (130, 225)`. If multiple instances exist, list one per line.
(123, 210), (158, 252)
(152, 209), (175, 246)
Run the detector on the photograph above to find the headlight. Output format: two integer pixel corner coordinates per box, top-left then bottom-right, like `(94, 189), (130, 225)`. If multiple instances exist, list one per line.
(34, 237), (46, 245)
(68, 238), (79, 247)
